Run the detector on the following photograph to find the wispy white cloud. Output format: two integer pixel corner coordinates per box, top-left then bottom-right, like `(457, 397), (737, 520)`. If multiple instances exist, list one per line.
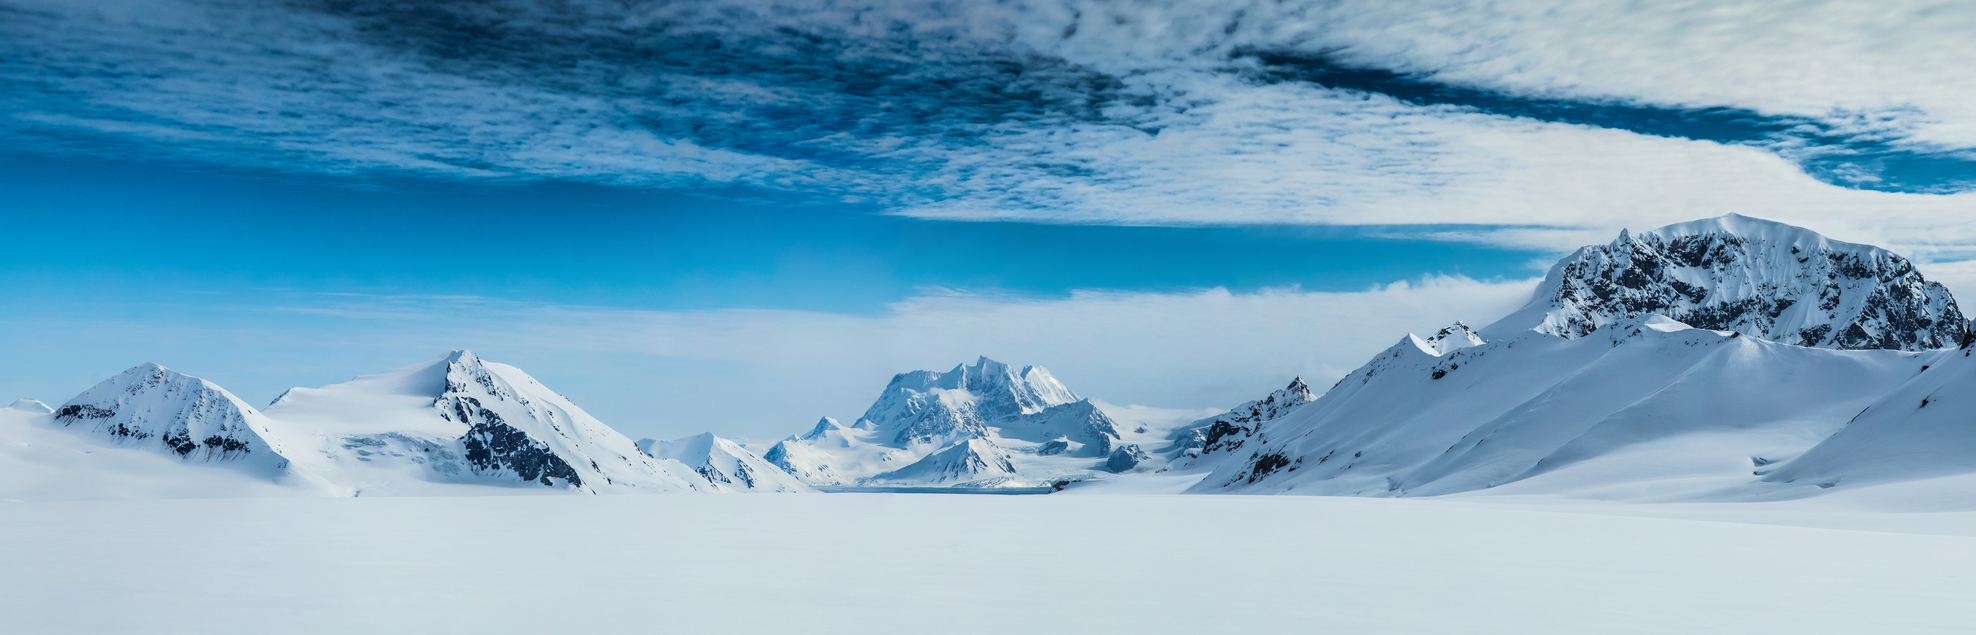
(3, 0), (1974, 254)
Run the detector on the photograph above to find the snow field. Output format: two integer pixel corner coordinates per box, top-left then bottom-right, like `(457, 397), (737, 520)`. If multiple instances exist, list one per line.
(2, 494), (1972, 634)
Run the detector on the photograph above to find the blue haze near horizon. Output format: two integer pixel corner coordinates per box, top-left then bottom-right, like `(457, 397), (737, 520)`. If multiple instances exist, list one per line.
(1, 153), (1546, 439)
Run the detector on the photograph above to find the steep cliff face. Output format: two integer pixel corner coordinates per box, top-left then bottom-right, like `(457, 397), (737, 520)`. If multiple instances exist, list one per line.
(1489, 214), (1964, 351)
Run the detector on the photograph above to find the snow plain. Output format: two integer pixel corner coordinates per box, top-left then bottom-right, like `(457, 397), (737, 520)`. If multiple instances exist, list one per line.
(4, 492), (1974, 635)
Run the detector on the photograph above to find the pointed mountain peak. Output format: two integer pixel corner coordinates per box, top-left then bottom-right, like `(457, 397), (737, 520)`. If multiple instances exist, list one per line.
(864, 438), (1020, 486)
(1422, 321), (1486, 355)
(443, 349), (484, 367)
(7, 398), (52, 413)
(804, 416), (846, 439)
(54, 363), (290, 469)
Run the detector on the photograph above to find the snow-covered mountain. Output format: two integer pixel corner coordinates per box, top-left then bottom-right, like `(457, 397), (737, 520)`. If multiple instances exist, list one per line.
(2, 351), (749, 499)
(263, 350), (708, 494)
(849, 356), (1091, 448)
(51, 363), (314, 482)
(863, 438), (1021, 487)
(762, 418), (851, 485)
(1487, 214), (1964, 351)
(762, 357), (1126, 487)
(1756, 344), (1976, 491)
(1186, 215), (1975, 501)
(638, 433), (813, 493)
(8, 398), (53, 413)
(1168, 377), (1318, 466)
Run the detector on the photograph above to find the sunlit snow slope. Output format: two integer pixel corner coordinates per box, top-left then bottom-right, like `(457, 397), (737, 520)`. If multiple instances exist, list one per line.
(1192, 215), (1974, 501)
(2, 351), (729, 499)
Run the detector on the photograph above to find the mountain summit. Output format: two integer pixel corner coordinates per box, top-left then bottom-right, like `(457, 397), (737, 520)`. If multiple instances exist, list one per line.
(764, 356), (1122, 487)
(1488, 214), (1964, 351)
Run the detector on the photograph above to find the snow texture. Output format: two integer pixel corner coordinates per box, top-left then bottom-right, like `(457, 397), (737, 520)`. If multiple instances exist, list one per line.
(6, 494), (1976, 634)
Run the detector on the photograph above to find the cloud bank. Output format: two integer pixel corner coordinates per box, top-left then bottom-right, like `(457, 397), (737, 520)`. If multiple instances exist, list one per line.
(4, 0), (1976, 253)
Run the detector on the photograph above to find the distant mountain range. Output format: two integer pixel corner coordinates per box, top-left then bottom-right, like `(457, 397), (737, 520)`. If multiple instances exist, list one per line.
(8, 214), (1976, 501)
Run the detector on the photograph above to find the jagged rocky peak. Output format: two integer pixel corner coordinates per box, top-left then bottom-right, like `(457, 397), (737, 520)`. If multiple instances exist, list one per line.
(851, 356), (1082, 446)
(1497, 214), (1965, 351)
(1188, 377), (1320, 457)
(1410, 321), (1485, 356)
(7, 398), (52, 413)
(52, 363), (290, 468)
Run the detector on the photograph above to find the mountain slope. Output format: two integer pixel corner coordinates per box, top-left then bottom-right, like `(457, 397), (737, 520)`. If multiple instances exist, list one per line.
(1174, 376), (1319, 464)
(863, 438), (1022, 487)
(1756, 344), (1976, 492)
(1188, 215), (1970, 500)
(1487, 214), (1964, 351)
(52, 363), (311, 480)
(639, 433), (814, 493)
(0, 404), (312, 500)
(8, 398), (53, 413)
(262, 350), (708, 494)
(1194, 316), (1922, 498)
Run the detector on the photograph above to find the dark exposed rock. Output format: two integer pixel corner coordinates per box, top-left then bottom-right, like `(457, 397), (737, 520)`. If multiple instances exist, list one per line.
(1106, 444), (1149, 473)
(1529, 215), (1963, 351)
(455, 400), (582, 487)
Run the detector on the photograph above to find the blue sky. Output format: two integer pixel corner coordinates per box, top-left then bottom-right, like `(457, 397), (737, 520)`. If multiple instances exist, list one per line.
(5, 0), (1976, 440)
